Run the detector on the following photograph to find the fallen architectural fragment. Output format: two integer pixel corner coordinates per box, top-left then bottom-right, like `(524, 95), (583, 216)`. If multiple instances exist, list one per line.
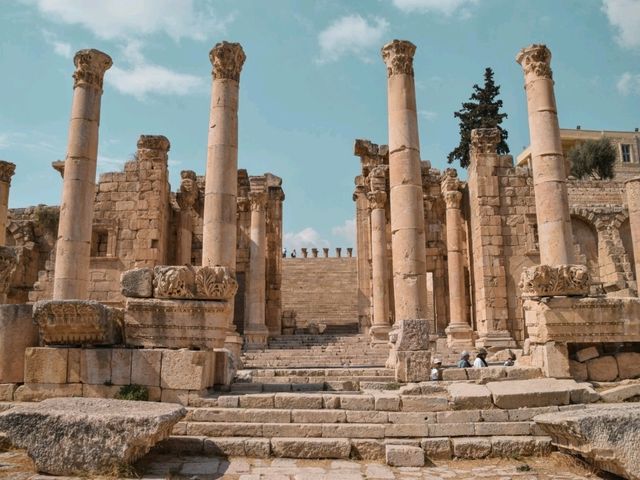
(535, 404), (640, 480)
(0, 398), (185, 475)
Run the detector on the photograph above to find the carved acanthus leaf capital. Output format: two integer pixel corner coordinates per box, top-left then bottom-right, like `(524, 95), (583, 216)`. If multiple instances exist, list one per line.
(367, 190), (387, 210)
(470, 128), (501, 156)
(0, 161), (16, 184)
(369, 165), (388, 192)
(381, 40), (416, 77)
(137, 135), (171, 152)
(516, 44), (553, 80)
(248, 191), (268, 212)
(73, 49), (113, 89)
(177, 170), (198, 210)
(152, 265), (238, 300)
(444, 190), (462, 209)
(210, 41), (246, 81)
(441, 168), (461, 194)
(519, 264), (590, 297)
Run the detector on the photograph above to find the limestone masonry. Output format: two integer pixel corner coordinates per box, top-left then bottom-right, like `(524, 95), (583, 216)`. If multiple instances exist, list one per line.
(0, 39), (639, 477)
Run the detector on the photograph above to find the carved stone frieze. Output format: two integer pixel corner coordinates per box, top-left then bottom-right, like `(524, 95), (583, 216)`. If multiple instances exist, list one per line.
(72, 49), (113, 89)
(470, 128), (501, 155)
(33, 300), (123, 345)
(0, 247), (18, 296)
(209, 41), (246, 81)
(177, 170), (198, 210)
(516, 44), (553, 80)
(0, 161), (16, 184)
(149, 265), (238, 300)
(367, 190), (387, 210)
(137, 135), (170, 152)
(519, 264), (591, 297)
(381, 40), (416, 77)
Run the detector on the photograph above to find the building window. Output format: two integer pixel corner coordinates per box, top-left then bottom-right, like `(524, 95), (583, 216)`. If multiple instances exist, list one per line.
(621, 144), (631, 163)
(91, 231), (109, 257)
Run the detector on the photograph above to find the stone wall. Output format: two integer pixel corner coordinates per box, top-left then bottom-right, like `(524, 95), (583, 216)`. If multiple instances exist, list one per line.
(281, 258), (358, 331)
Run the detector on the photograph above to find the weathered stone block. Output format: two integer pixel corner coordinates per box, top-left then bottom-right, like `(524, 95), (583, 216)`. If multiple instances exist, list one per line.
(615, 352), (640, 379)
(340, 394), (374, 411)
(374, 394), (400, 411)
(600, 384), (640, 403)
(274, 393), (321, 409)
(160, 349), (214, 390)
(82, 384), (120, 398)
(437, 410), (481, 424)
(120, 268), (153, 298)
(0, 304), (38, 383)
(394, 319), (430, 350)
(452, 437), (491, 459)
(487, 379), (574, 409)
(586, 356), (618, 382)
(0, 398), (185, 475)
(475, 421), (532, 436)
(385, 445), (425, 467)
(421, 437), (451, 459)
(24, 347), (68, 384)
(124, 298), (230, 350)
(241, 394), (276, 409)
(33, 300), (123, 346)
(447, 383), (492, 410)
(384, 423), (429, 437)
(271, 438), (351, 459)
(322, 423), (384, 438)
(0, 383), (16, 401)
(442, 368), (467, 381)
(575, 346), (599, 363)
(428, 423), (475, 437)
(401, 395), (449, 412)
(351, 439), (385, 460)
(569, 360), (588, 382)
(80, 349), (112, 384)
(111, 349), (132, 385)
(131, 349), (162, 387)
(395, 350), (431, 382)
(490, 436), (536, 457)
(13, 383), (83, 402)
(531, 342), (570, 378)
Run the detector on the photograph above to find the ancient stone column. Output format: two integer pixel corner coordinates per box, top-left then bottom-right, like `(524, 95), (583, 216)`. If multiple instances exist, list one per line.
(382, 40), (430, 382)
(516, 44), (575, 266)
(0, 162), (16, 245)
(202, 42), (245, 269)
(176, 170), (198, 265)
(442, 170), (473, 347)
(368, 190), (390, 343)
(244, 191), (269, 347)
(625, 177), (640, 286)
(53, 49), (112, 300)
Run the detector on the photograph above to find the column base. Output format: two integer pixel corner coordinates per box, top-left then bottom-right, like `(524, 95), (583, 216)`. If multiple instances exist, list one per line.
(445, 323), (474, 348)
(475, 330), (516, 349)
(243, 327), (269, 350)
(369, 325), (391, 344)
(224, 333), (244, 367)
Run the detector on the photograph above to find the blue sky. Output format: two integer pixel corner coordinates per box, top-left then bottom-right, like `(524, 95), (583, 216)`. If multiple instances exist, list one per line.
(0, 0), (639, 251)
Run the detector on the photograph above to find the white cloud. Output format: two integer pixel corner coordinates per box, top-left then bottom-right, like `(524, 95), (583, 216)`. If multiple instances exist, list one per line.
(284, 227), (330, 251)
(617, 72), (640, 95)
(602, 0), (640, 49)
(419, 110), (437, 121)
(30, 0), (228, 41)
(0, 134), (10, 149)
(331, 218), (356, 245)
(43, 30), (72, 58)
(391, 0), (479, 17)
(317, 14), (389, 64)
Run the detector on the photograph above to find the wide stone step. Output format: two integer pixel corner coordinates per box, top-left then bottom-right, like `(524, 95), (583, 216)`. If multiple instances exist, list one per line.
(157, 435), (553, 460)
(247, 367), (394, 377)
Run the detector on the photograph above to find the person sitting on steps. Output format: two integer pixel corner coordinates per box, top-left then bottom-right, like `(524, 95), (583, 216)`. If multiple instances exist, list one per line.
(457, 351), (472, 368)
(473, 348), (489, 368)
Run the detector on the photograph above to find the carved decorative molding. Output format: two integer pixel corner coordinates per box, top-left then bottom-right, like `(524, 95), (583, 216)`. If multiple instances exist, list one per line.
(33, 300), (123, 345)
(150, 265), (238, 300)
(237, 196), (250, 213)
(0, 247), (17, 295)
(441, 167), (461, 193)
(381, 40), (416, 77)
(72, 49), (113, 89)
(443, 190), (462, 209)
(367, 190), (387, 210)
(0, 161), (16, 184)
(137, 135), (170, 152)
(519, 264), (590, 297)
(209, 41), (246, 81)
(471, 128), (501, 155)
(248, 191), (268, 212)
(177, 170), (198, 210)
(516, 44), (553, 80)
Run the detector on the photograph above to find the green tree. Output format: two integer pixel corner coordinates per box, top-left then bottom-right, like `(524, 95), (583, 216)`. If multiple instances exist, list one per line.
(448, 67), (509, 168)
(568, 138), (616, 180)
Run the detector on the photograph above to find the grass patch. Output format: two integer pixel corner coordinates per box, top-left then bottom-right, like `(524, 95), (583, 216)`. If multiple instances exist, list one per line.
(115, 384), (149, 401)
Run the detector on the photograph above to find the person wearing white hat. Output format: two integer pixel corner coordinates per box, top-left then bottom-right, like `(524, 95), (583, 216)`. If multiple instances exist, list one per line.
(430, 358), (443, 381)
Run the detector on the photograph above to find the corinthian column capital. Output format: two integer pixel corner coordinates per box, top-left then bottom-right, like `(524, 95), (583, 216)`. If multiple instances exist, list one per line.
(367, 190), (387, 210)
(209, 41), (246, 81)
(0, 161), (16, 184)
(381, 40), (416, 78)
(72, 49), (113, 89)
(248, 191), (267, 212)
(470, 128), (501, 156)
(516, 44), (553, 80)
(444, 190), (462, 209)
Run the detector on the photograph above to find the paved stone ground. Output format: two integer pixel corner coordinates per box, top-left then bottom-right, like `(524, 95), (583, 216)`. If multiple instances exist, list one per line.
(0, 449), (607, 479)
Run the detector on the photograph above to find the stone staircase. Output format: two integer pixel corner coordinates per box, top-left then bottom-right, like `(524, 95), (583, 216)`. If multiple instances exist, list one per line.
(242, 334), (389, 369)
(161, 377), (600, 462)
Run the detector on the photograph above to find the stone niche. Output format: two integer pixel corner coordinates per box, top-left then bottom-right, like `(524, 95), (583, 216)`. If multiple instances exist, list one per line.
(121, 265), (236, 350)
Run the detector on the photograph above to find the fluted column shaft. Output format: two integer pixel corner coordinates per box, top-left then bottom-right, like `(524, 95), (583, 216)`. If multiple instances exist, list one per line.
(244, 191), (268, 346)
(626, 178), (640, 286)
(0, 162), (16, 245)
(517, 44), (574, 266)
(202, 42), (245, 269)
(369, 190), (390, 341)
(381, 40), (428, 322)
(53, 49), (112, 300)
